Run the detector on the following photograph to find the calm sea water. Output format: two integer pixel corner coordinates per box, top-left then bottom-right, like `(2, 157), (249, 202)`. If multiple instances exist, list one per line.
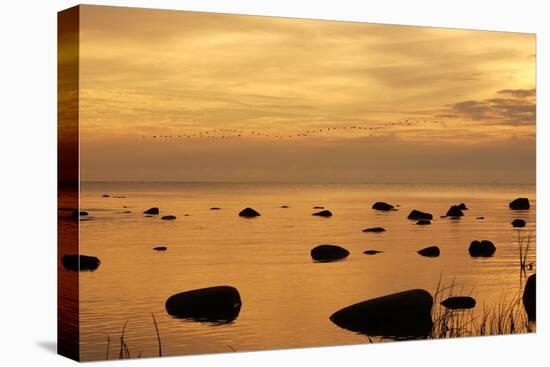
(74, 182), (535, 361)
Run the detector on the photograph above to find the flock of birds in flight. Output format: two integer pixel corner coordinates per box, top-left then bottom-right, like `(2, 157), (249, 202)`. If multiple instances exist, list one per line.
(140, 119), (443, 141)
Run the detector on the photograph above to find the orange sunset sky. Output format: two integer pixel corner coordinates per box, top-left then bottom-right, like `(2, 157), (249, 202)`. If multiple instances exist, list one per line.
(76, 5), (535, 183)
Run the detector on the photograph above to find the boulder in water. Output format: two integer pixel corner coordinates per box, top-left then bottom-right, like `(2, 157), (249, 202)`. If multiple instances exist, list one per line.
(372, 202), (395, 211)
(61, 254), (101, 272)
(469, 240), (496, 257)
(363, 227), (385, 233)
(363, 250), (384, 255)
(446, 205), (464, 218)
(522, 274), (536, 321)
(509, 198), (530, 210)
(441, 296), (476, 310)
(511, 219), (526, 228)
(329, 289), (433, 337)
(417, 246), (440, 257)
(144, 207), (160, 215)
(165, 286), (242, 322)
(311, 244), (349, 262)
(416, 220), (431, 225)
(408, 210), (433, 220)
(239, 207), (261, 217)
(312, 210), (332, 217)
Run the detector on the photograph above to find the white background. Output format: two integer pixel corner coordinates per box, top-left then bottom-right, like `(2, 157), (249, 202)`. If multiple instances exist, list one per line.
(0, 0), (547, 366)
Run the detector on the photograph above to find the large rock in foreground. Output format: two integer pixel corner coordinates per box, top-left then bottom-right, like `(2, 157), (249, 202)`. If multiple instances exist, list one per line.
(144, 207), (160, 215)
(165, 286), (242, 322)
(372, 202), (395, 211)
(408, 210), (433, 220)
(509, 198), (530, 210)
(329, 289), (433, 337)
(61, 254), (101, 272)
(312, 210), (332, 217)
(311, 244), (349, 262)
(239, 207), (261, 217)
(441, 296), (476, 310)
(523, 274), (536, 321)
(468, 240), (496, 257)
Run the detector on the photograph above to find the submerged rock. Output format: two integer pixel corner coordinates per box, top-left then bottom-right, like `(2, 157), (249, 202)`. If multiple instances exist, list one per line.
(239, 207), (261, 217)
(311, 244), (349, 262)
(161, 215), (177, 220)
(416, 220), (431, 225)
(523, 274), (536, 321)
(312, 210), (333, 217)
(280, 205), (289, 208)
(363, 250), (384, 255)
(511, 219), (526, 228)
(446, 205), (464, 218)
(509, 198), (530, 210)
(61, 254), (101, 272)
(468, 240), (496, 257)
(153, 246), (167, 251)
(329, 289), (433, 337)
(165, 286), (242, 322)
(441, 296), (476, 310)
(363, 227), (386, 233)
(372, 202), (395, 211)
(417, 246), (440, 257)
(102, 194), (110, 198)
(408, 210), (433, 220)
(144, 207), (160, 215)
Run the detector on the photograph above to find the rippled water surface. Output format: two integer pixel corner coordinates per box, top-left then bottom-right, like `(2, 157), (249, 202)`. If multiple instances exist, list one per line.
(75, 182), (536, 361)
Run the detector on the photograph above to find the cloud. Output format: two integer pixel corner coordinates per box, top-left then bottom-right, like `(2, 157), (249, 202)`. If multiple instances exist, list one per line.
(497, 88), (536, 98)
(446, 89), (536, 125)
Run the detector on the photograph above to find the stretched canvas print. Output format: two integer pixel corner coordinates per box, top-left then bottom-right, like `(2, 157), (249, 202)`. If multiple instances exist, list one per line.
(58, 5), (536, 362)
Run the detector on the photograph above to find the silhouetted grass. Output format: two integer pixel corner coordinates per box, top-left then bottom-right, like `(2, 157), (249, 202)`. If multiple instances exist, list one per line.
(105, 313), (162, 360)
(430, 277), (533, 339)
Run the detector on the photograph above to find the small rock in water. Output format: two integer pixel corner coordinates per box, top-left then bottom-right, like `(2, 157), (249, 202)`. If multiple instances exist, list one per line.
(441, 296), (476, 310)
(408, 210), (433, 220)
(153, 246), (167, 251)
(312, 210), (332, 217)
(165, 286), (242, 322)
(329, 289), (433, 337)
(446, 205), (464, 218)
(372, 202), (395, 211)
(210, 207), (221, 210)
(280, 205), (289, 208)
(509, 198), (530, 210)
(144, 207), (160, 215)
(239, 207), (261, 217)
(511, 219), (526, 228)
(311, 244), (349, 262)
(161, 215), (177, 220)
(363, 227), (386, 233)
(417, 246), (440, 257)
(123, 211), (131, 213)
(363, 250), (384, 255)
(476, 216), (485, 220)
(523, 274), (536, 321)
(312, 206), (325, 209)
(102, 194), (110, 198)
(416, 219), (431, 225)
(469, 240), (496, 257)
(61, 254), (101, 272)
